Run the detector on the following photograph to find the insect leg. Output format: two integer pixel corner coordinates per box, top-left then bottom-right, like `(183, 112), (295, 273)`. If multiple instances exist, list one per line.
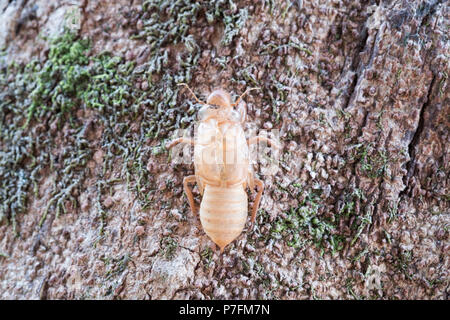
(250, 178), (264, 223)
(183, 175), (198, 216)
(166, 137), (194, 149)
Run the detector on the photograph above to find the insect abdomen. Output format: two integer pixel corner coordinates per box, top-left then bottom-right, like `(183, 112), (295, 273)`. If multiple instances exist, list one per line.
(200, 184), (248, 252)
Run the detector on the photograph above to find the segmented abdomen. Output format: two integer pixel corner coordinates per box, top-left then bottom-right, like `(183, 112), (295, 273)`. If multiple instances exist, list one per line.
(200, 184), (248, 252)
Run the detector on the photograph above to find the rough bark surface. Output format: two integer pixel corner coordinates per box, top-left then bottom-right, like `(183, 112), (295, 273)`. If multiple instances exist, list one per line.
(0, 0), (448, 299)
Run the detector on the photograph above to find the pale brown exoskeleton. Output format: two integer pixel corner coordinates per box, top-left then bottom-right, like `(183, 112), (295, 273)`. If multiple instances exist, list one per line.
(167, 84), (278, 252)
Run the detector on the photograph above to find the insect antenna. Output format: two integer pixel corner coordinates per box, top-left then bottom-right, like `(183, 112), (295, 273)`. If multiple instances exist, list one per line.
(231, 87), (260, 107)
(177, 83), (206, 105)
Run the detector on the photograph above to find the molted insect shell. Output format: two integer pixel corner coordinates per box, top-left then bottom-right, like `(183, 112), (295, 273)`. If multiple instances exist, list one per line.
(200, 184), (248, 252)
(198, 105), (213, 120)
(206, 89), (232, 108)
(228, 109), (241, 122)
(198, 105), (241, 123)
(168, 85), (274, 253)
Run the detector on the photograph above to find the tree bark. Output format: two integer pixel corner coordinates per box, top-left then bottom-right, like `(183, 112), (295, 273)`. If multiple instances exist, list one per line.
(0, 0), (448, 299)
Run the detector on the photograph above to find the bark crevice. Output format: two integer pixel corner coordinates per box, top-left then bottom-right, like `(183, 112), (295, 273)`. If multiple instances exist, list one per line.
(401, 74), (436, 197)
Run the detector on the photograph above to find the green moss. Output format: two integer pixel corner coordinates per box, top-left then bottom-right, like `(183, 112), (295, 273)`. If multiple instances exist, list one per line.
(338, 188), (365, 220)
(1, 1), (255, 236)
(0, 27), (140, 234)
(26, 29), (91, 124)
(221, 7), (248, 46)
(352, 247), (369, 262)
(0, 23), (154, 234)
(395, 249), (413, 280)
(104, 254), (131, 281)
(345, 278), (360, 299)
(269, 189), (344, 253)
(201, 247), (213, 268)
(353, 143), (391, 179)
(350, 210), (372, 246)
(161, 236), (178, 260)
(0, 125), (37, 235)
(0, 28), (104, 234)
(132, 0), (252, 139)
(387, 201), (399, 223)
(234, 66), (289, 123)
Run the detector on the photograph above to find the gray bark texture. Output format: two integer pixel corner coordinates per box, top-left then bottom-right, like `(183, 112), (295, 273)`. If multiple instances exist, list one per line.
(0, 0), (448, 299)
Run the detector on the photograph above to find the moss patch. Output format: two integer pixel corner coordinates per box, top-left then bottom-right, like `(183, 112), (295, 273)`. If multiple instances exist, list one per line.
(269, 188), (345, 255)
